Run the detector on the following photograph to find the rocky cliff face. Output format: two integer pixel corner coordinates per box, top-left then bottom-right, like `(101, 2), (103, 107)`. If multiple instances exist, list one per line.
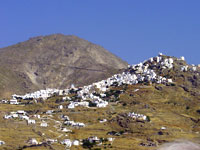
(0, 34), (127, 98)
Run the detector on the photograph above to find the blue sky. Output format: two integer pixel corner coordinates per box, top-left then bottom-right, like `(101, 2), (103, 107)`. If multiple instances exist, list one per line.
(1, 0), (200, 65)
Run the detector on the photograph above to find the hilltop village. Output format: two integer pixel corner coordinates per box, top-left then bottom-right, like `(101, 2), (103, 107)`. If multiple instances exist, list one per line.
(4, 53), (177, 105)
(0, 53), (200, 150)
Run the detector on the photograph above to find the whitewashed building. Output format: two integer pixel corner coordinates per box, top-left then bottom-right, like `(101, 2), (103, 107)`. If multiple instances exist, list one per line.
(28, 138), (38, 145)
(0, 140), (5, 146)
(61, 139), (72, 147)
(27, 119), (36, 124)
(40, 122), (48, 127)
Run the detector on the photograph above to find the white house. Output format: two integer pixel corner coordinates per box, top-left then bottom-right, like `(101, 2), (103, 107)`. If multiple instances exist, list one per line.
(20, 115), (29, 120)
(34, 115), (40, 119)
(28, 138), (38, 145)
(46, 110), (54, 114)
(12, 114), (19, 118)
(96, 101), (108, 108)
(180, 56), (185, 61)
(192, 66), (197, 71)
(181, 66), (188, 72)
(107, 137), (115, 142)
(61, 115), (70, 121)
(4, 115), (12, 119)
(17, 110), (26, 115)
(27, 119), (36, 124)
(10, 99), (19, 105)
(167, 79), (173, 83)
(46, 139), (57, 144)
(88, 136), (100, 143)
(0, 140), (5, 146)
(59, 105), (63, 110)
(68, 103), (75, 109)
(0, 100), (8, 104)
(76, 122), (85, 127)
(61, 139), (72, 147)
(72, 140), (80, 146)
(99, 119), (107, 123)
(161, 126), (166, 130)
(40, 122), (48, 127)
(62, 128), (72, 133)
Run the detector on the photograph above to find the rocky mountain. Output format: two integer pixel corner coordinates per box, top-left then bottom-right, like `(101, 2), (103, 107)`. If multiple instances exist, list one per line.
(0, 34), (127, 98)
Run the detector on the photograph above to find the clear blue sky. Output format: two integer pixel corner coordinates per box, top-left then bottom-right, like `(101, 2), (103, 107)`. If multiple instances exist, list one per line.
(1, 0), (200, 65)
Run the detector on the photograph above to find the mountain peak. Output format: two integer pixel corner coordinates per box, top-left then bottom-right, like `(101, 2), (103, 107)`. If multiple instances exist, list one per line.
(0, 35), (127, 98)
(28, 34), (80, 41)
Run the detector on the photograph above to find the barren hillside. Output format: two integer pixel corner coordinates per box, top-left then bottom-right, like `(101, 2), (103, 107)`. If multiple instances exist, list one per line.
(0, 34), (128, 98)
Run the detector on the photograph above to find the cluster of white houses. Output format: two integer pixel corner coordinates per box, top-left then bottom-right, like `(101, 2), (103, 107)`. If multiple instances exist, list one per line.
(64, 54), (178, 109)
(67, 93), (108, 109)
(64, 120), (85, 128)
(61, 136), (114, 148)
(61, 139), (80, 147)
(4, 110), (38, 125)
(11, 88), (67, 100)
(60, 114), (86, 129)
(63, 54), (175, 109)
(5, 54), (198, 111)
(67, 101), (89, 109)
(4, 110), (28, 120)
(181, 64), (197, 72)
(7, 88), (71, 105)
(178, 56), (198, 72)
(33, 136), (115, 148)
(4, 53), (179, 109)
(3, 54), (200, 111)
(128, 112), (147, 121)
(26, 135), (114, 148)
